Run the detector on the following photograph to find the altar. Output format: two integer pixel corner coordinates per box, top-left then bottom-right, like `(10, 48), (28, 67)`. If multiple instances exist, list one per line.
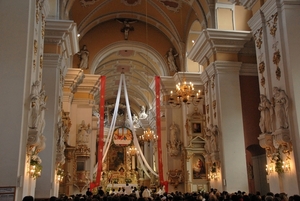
(106, 183), (138, 188)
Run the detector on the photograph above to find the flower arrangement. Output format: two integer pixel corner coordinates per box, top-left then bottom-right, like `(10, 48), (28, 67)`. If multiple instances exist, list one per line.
(271, 151), (284, 173)
(30, 155), (42, 179)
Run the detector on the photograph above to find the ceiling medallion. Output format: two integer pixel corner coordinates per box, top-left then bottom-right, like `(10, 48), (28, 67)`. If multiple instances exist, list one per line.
(80, 0), (99, 7)
(121, 0), (141, 6)
(158, 0), (182, 12)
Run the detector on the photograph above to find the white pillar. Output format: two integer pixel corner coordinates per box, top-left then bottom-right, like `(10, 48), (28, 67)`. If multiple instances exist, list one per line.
(35, 54), (61, 198)
(213, 61), (249, 192)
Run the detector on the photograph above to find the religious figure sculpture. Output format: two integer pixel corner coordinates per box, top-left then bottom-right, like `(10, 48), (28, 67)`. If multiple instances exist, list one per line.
(77, 45), (89, 69)
(166, 48), (178, 72)
(29, 81), (41, 129)
(258, 94), (273, 133)
(117, 19), (137, 40)
(139, 105), (148, 119)
(77, 120), (92, 143)
(204, 126), (212, 154)
(167, 122), (182, 156)
(272, 87), (289, 129)
(210, 125), (219, 152)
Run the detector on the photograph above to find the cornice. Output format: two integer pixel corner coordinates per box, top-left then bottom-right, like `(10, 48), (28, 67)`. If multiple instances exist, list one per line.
(205, 63), (216, 78)
(64, 68), (85, 93)
(76, 74), (101, 97)
(45, 19), (79, 56)
(187, 29), (252, 66)
(240, 63), (258, 76)
(43, 53), (62, 69)
(261, 0), (277, 18)
(239, 0), (258, 10)
(214, 61), (242, 75)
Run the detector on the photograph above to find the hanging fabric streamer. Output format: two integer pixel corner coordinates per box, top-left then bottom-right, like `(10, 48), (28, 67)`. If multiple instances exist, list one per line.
(93, 73), (158, 188)
(90, 76), (106, 190)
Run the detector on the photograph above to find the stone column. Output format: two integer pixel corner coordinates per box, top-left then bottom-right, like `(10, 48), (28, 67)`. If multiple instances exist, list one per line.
(213, 61), (249, 192)
(35, 54), (62, 198)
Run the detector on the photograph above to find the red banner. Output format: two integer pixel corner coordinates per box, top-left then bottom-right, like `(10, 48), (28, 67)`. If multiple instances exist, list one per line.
(155, 76), (165, 187)
(90, 76), (106, 190)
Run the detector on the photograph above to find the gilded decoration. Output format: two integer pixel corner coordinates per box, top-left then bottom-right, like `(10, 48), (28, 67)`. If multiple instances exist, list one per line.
(259, 61), (265, 87)
(75, 144), (90, 158)
(40, 55), (43, 69)
(33, 60), (36, 70)
(267, 12), (278, 38)
(254, 27), (263, 49)
(167, 169), (183, 188)
(42, 14), (45, 39)
(205, 82), (208, 94)
(34, 40), (37, 55)
(211, 74), (215, 89)
(261, 77), (266, 87)
(273, 50), (281, 80)
(259, 61), (265, 74)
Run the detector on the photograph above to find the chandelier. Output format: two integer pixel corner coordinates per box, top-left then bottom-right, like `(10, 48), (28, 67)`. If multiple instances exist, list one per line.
(140, 127), (157, 142)
(127, 146), (139, 156)
(168, 77), (202, 107)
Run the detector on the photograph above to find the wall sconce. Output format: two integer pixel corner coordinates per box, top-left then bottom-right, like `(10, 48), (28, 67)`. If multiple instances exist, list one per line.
(29, 164), (42, 179)
(29, 155), (42, 179)
(208, 162), (219, 180)
(266, 163), (274, 175)
(282, 159), (291, 172)
(208, 172), (218, 180)
(57, 167), (64, 182)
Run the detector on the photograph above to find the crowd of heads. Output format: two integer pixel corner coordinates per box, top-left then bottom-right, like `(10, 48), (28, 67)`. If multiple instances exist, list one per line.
(23, 187), (300, 201)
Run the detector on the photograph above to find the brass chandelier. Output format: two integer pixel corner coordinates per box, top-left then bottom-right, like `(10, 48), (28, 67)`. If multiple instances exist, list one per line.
(140, 127), (157, 142)
(168, 77), (202, 107)
(127, 145), (139, 156)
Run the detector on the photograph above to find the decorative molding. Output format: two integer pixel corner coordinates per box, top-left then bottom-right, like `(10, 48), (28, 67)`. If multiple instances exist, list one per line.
(121, 0), (141, 6)
(187, 29), (252, 66)
(80, 0), (100, 7)
(45, 19), (79, 56)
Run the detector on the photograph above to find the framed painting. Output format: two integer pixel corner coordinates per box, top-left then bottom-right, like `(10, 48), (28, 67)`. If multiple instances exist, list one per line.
(189, 120), (203, 136)
(192, 154), (206, 180)
(108, 144), (125, 171)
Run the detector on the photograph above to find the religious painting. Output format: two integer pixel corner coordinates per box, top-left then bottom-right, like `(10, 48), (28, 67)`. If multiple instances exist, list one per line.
(108, 144), (125, 171)
(192, 154), (206, 179)
(192, 123), (201, 134)
(113, 127), (133, 146)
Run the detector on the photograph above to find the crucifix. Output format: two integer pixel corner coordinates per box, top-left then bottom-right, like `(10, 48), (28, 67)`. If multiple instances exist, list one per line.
(117, 18), (137, 40)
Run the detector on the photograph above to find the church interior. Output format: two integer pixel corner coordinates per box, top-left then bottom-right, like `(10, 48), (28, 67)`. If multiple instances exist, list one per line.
(1, 0), (300, 200)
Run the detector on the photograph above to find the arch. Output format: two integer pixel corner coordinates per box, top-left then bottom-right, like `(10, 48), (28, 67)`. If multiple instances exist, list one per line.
(186, 20), (203, 72)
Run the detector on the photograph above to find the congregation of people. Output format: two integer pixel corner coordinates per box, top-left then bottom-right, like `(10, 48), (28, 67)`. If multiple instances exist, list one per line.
(22, 186), (300, 201)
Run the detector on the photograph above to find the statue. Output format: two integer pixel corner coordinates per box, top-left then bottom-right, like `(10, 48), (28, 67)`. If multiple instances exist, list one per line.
(139, 105), (148, 119)
(204, 126), (212, 154)
(272, 87), (289, 129)
(169, 122), (178, 146)
(77, 45), (89, 69)
(77, 120), (91, 143)
(211, 125), (219, 152)
(117, 19), (137, 40)
(166, 48), (178, 72)
(258, 94), (273, 133)
(167, 122), (182, 156)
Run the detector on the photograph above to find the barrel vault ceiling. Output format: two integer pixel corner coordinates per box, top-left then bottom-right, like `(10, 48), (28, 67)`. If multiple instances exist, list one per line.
(62, 0), (208, 117)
